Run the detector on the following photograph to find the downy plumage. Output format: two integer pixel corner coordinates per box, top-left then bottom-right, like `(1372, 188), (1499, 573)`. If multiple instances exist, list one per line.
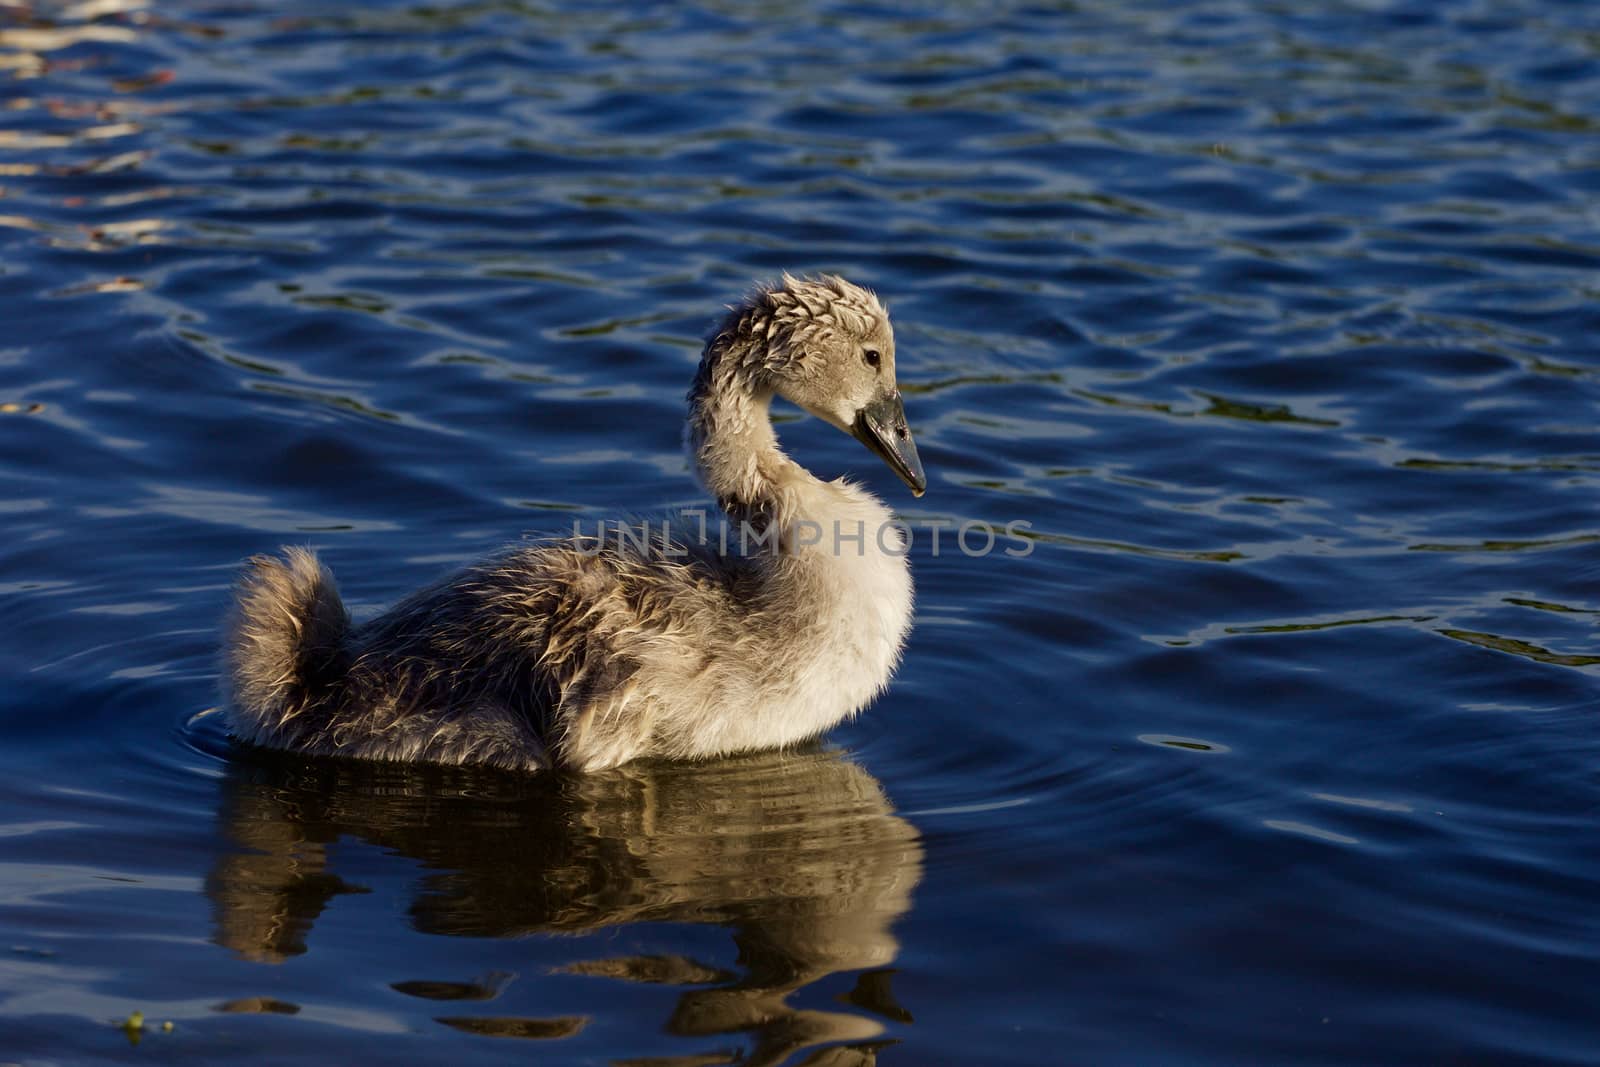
(222, 274), (925, 771)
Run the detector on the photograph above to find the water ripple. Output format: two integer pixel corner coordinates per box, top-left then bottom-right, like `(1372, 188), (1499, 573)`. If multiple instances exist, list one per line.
(0, 0), (1598, 1063)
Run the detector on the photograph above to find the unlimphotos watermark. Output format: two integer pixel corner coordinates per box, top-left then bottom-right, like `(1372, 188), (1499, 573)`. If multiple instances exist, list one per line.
(571, 510), (1033, 559)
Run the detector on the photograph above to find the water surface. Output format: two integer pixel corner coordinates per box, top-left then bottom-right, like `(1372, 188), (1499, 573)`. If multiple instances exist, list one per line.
(2, 0), (1598, 1063)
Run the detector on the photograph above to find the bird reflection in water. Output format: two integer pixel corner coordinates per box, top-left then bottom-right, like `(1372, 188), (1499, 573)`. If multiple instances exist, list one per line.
(206, 746), (922, 1066)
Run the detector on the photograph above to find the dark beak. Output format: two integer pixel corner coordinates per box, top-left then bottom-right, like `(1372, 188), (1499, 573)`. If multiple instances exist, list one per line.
(850, 390), (926, 497)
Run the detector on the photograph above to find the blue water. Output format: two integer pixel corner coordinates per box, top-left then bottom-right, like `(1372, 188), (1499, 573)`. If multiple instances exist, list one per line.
(2, 0), (1598, 1062)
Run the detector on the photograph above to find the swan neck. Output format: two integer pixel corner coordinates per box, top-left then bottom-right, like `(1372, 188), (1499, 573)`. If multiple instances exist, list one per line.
(687, 340), (797, 517)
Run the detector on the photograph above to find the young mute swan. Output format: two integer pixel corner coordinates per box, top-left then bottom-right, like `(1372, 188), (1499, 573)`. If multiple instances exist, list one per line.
(223, 274), (926, 771)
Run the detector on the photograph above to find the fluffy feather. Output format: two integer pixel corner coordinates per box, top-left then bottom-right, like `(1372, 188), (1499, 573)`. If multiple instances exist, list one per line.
(222, 275), (917, 771)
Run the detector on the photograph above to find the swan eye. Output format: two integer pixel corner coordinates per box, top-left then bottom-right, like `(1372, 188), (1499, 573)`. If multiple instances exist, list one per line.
(863, 349), (881, 369)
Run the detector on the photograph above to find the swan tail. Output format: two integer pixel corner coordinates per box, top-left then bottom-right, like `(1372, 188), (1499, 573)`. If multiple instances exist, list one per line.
(223, 547), (351, 745)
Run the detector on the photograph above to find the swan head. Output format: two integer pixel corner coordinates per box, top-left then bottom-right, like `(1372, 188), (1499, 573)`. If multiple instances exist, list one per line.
(727, 273), (927, 497)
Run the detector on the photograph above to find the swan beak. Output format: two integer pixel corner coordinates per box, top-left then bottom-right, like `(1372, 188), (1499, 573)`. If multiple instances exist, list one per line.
(851, 390), (926, 497)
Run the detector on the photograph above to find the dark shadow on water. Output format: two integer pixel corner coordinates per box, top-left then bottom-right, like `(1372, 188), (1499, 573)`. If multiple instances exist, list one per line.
(206, 746), (922, 1066)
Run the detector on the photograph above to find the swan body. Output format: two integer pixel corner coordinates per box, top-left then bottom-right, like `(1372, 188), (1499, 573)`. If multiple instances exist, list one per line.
(223, 274), (925, 771)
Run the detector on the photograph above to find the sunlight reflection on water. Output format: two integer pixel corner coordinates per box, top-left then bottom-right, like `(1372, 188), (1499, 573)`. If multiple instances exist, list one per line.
(0, 0), (1597, 1062)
